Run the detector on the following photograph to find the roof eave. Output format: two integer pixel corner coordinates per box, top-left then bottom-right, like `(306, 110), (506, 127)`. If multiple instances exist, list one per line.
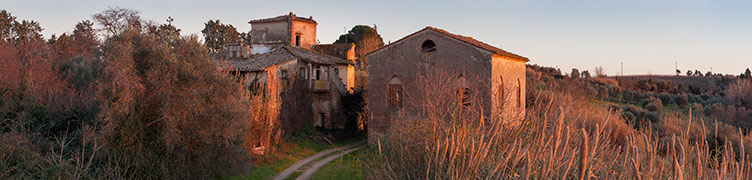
(492, 54), (530, 63)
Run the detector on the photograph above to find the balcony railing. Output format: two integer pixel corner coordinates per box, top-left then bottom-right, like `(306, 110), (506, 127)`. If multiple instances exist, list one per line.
(313, 80), (330, 92)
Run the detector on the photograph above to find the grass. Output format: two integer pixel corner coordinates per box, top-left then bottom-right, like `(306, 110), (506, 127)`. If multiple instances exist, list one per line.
(228, 141), (317, 180)
(310, 148), (367, 180)
(229, 127), (365, 180)
(364, 69), (752, 179)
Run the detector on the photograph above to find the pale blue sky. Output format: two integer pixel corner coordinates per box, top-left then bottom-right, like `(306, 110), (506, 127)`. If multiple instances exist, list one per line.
(4, 0), (751, 75)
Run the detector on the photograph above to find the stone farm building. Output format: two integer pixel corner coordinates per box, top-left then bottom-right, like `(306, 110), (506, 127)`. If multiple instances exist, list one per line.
(218, 13), (357, 130)
(366, 27), (530, 141)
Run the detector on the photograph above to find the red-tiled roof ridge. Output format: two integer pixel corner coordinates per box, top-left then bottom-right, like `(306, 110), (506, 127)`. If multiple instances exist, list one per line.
(424, 26), (528, 62)
(248, 12), (317, 24)
(282, 46), (353, 65)
(367, 26), (529, 62)
(313, 43), (356, 60)
(225, 45), (353, 72)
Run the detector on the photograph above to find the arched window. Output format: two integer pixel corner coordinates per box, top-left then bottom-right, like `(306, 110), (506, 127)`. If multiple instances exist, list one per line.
(388, 76), (402, 108)
(457, 74), (470, 106)
(517, 79), (522, 107)
(421, 40), (436, 53)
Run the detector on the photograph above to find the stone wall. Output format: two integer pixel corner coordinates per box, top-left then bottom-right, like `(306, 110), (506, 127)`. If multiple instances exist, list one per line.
(250, 21), (288, 45)
(290, 21), (317, 49)
(367, 29), (526, 142)
(491, 55), (527, 121)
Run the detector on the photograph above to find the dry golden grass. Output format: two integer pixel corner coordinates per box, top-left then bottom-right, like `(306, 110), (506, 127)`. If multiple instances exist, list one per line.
(365, 74), (752, 179)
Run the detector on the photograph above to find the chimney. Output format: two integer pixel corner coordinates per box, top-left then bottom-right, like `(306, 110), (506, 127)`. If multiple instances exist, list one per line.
(309, 16), (313, 22)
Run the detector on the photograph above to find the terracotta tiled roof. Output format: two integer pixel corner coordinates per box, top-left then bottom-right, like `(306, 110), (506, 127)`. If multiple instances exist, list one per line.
(229, 47), (297, 71)
(225, 46), (352, 72)
(283, 46), (353, 65)
(312, 43), (355, 60)
(367, 26), (529, 62)
(248, 13), (317, 24)
(424, 27), (529, 62)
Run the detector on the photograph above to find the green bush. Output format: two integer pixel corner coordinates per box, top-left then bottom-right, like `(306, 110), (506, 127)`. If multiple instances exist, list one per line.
(645, 103), (662, 112)
(675, 94), (689, 107)
(657, 93), (674, 106)
(646, 112), (660, 123)
(621, 111), (636, 121)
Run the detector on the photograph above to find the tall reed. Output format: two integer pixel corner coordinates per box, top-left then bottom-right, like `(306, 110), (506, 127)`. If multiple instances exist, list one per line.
(365, 72), (751, 179)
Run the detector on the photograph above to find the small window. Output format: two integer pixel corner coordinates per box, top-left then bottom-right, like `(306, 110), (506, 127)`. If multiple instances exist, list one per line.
(295, 35), (301, 46)
(456, 75), (470, 106)
(315, 69), (321, 80)
(299, 67), (306, 79)
(232, 51), (237, 57)
(334, 68), (339, 75)
(281, 70), (288, 79)
(388, 76), (403, 108)
(421, 40), (436, 53)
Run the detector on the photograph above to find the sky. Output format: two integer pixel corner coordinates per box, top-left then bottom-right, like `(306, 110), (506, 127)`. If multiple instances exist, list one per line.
(4, 0), (752, 75)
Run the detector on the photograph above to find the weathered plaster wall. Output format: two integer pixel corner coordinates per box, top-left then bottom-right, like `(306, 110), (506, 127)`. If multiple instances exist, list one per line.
(251, 21), (288, 45)
(290, 21), (317, 49)
(367, 30), (499, 140)
(491, 55), (527, 120)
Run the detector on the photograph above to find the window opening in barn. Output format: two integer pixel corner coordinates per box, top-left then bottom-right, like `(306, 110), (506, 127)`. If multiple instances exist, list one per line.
(388, 76), (403, 108)
(456, 74), (470, 106)
(421, 40), (436, 53)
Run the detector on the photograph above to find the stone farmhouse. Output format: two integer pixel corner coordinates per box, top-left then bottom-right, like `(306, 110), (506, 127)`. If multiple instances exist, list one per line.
(219, 13), (357, 129)
(366, 27), (529, 140)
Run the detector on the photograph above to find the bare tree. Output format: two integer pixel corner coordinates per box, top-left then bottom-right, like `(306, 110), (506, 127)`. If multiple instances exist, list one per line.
(92, 7), (141, 36)
(594, 66), (606, 77)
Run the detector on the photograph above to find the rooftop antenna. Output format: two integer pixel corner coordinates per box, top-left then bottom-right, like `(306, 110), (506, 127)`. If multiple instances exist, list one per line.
(344, 26), (347, 43)
(621, 62), (623, 76)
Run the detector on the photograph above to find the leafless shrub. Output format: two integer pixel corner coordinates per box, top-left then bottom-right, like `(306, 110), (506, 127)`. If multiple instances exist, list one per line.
(92, 7), (142, 36)
(725, 78), (752, 109)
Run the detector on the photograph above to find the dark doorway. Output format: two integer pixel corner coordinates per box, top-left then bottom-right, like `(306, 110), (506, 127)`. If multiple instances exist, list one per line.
(295, 35), (301, 46)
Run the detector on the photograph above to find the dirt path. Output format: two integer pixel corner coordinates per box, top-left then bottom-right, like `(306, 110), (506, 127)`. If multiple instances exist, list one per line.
(295, 145), (364, 180)
(272, 141), (365, 180)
